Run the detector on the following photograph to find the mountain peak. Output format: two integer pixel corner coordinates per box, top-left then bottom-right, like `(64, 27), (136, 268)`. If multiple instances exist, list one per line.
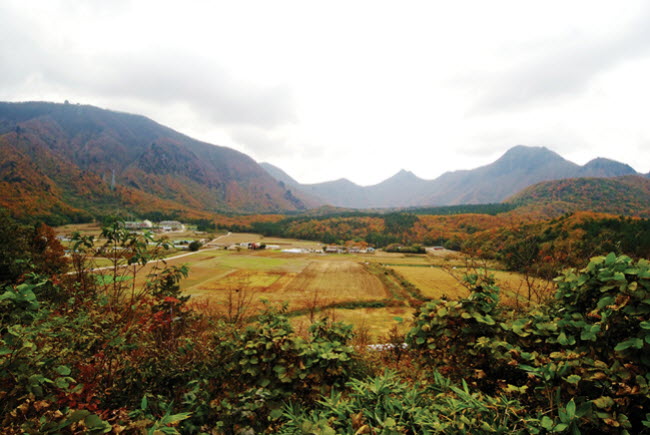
(388, 169), (418, 180)
(492, 145), (573, 173)
(501, 145), (557, 159)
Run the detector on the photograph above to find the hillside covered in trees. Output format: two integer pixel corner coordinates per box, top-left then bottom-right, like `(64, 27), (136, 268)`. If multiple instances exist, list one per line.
(0, 102), (313, 224)
(506, 176), (650, 218)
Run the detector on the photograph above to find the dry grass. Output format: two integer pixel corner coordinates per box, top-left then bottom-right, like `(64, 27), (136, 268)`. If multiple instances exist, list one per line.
(390, 266), (470, 300)
(290, 306), (414, 342)
(188, 259), (389, 314)
(364, 252), (431, 265)
(282, 260), (389, 305)
(55, 222), (103, 237)
(390, 264), (555, 304)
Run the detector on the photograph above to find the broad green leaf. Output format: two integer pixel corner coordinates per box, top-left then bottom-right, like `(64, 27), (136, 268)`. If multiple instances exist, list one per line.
(55, 377), (70, 389)
(592, 396), (614, 409)
(55, 365), (71, 376)
(565, 375), (581, 385)
(67, 409), (91, 423)
(540, 416), (554, 430)
(566, 399), (576, 419)
(615, 338), (643, 351)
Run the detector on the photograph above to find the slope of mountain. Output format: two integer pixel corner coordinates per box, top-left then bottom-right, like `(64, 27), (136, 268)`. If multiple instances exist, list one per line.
(0, 101), (312, 221)
(259, 162), (301, 188)
(258, 162), (323, 208)
(505, 175), (650, 218)
(364, 170), (431, 208)
(300, 178), (370, 208)
(262, 145), (641, 209)
(578, 158), (637, 177)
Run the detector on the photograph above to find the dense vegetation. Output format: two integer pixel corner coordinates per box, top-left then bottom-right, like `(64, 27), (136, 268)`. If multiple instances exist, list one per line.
(406, 203), (518, 216)
(506, 176), (650, 218)
(465, 213), (650, 279)
(230, 210), (650, 276)
(237, 211), (506, 248)
(1, 212), (649, 433)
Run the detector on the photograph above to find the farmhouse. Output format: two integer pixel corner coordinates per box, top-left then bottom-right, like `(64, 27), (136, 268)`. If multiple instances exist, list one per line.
(124, 220), (153, 229)
(159, 220), (185, 232)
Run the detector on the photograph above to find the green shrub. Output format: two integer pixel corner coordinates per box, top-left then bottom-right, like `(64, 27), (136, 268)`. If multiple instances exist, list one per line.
(278, 370), (539, 434)
(406, 272), (502, 377)
(213, 306), (360, 432)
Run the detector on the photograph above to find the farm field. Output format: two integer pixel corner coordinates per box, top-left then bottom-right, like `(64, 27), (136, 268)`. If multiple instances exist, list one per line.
(65, 229), (548, 342)
(176, 250), (389, 314)
(389, 265), (554, 304)
(390, 265), (469, 300)
(55, 222), (104, 237)
(290, 306), (414, 342)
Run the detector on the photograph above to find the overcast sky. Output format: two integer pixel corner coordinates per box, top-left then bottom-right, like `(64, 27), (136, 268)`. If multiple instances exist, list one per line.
(2, 1), (650, 185)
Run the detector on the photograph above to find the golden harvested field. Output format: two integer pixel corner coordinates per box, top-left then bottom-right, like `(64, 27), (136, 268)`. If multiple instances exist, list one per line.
(172, 249), (389, 314)
(291, 306), (414, 342)
(55, 222), (103, 237)
(389, 265), (554, 304)
(390, 266), (469, 300)
(364, 252), (431, 264)
(282, 261), (388, 305)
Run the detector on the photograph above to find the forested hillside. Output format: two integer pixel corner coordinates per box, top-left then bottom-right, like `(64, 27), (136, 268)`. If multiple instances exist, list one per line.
(506, 176), (650, 218)
(0, 102), (314, 223)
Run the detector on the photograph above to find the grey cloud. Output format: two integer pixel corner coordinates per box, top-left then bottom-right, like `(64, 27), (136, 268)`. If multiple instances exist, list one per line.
(0, 6), (41, 90)
(46, 51), (296, 129)
(229, 126), (294, 159)
(0, 9), (295, 130)
(229, 125), (329, 162)
(472, 6), (650, 113)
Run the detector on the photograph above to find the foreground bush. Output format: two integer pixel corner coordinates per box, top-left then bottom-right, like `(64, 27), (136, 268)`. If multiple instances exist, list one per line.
(278, 370), (538, 434)
(213, 308), (362, 433)
(406, 254), (650, 434)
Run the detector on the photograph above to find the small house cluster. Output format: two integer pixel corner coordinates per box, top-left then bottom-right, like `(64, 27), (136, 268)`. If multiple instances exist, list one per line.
(323, 245), (374, 254)
(124, 220), (153, 229)
(123, 220), (185, 232)
(223, 242), (267, 251)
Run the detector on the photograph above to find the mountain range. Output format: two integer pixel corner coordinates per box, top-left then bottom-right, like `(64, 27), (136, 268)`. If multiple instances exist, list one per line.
(261, 146), (645, 208)
(1, 101), (648, 224)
